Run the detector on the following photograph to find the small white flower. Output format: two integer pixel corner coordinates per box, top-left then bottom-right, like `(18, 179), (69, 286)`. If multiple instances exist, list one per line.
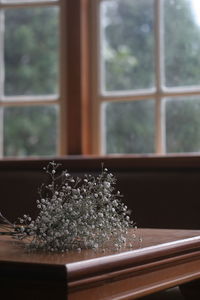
(98, 213), (104, 218)
(12, 161), (136, 253)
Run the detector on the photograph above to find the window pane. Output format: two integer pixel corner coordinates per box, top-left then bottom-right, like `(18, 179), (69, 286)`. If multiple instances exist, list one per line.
(4, 105), (59, 156)
(4, 6), (59, 96)
(100, 0), (155, 92)
(164, 0), (200, 87)
(166, 97), (200, 153)
(103, 100), (155, 154)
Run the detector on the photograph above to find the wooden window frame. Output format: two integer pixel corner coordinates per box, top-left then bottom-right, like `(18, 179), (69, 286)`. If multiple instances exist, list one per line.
(65, 0), (92, 155)
(2, 0), (200, 157)
(0, 0), (93, 157)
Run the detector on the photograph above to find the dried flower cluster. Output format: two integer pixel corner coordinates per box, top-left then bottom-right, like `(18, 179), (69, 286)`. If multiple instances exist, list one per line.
(1, 162), (136, 252)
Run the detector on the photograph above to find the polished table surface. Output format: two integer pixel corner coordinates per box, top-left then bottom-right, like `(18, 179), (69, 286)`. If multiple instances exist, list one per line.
(1, 228), (200, 299)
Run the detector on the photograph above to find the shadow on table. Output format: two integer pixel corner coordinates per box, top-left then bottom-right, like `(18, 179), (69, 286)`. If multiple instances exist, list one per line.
(139, 287), (184, 299)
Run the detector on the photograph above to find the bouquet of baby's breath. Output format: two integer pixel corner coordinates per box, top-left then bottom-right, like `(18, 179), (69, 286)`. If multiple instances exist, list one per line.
(0, 162), (136, 252)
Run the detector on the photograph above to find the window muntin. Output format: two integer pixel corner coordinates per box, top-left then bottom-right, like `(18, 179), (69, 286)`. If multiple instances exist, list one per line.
(94, 0), (200, 155)
(2, 1), (58, 3)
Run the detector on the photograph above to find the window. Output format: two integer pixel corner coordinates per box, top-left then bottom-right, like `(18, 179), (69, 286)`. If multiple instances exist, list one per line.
(0, 0), (66, 157)
(91, 0), (200, 155)
(2, 0), (200, 158)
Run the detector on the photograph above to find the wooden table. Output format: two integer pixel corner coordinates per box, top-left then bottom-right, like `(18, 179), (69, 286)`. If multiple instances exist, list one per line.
(1, 228), (200, 300)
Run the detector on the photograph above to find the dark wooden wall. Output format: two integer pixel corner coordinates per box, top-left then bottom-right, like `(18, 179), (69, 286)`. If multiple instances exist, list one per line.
(1, 155), (200, 229)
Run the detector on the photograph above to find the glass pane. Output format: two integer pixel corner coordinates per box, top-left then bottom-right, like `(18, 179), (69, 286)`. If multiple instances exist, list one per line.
(103, 100), (155, 154)
(4, 105), (59, 157)
(164, 0), (200, 87)
(166, 97), (200, 153)
(100, 0), (155, 92)
(4, 6), (59, 96)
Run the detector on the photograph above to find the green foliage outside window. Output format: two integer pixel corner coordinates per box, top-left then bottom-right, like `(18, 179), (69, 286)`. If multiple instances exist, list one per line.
(103, 0), (200, 154)
(3, 6), (59, 157)
(4, 106), (58, 157)
(3, 0), (200, 156)
(5, 6), (59, 95)
(105, 100), (155, 154)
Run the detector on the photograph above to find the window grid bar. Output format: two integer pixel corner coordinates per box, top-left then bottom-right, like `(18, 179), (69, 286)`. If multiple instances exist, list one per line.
(58, 0), (67, 155)
(0, 1), (59, 9)
(0, 99), (59, 107)
(161, 98), (167, 153)
(100, 102), (106, 154)
(155, 0), (162, 92)
(155, 96), (166, 153)
(0, 94), (60, 102)
(100, 88), (156, 99)
(155, 0), (165, 154)
(99, 1), (106, 97)
(3, 88), (200, 106)
(0, 108), (3, 157)
(91, 0), (101, 154)
(0, 11), (4, 157)
(98, 88), (200, 103)
(0, 10), (4, 99)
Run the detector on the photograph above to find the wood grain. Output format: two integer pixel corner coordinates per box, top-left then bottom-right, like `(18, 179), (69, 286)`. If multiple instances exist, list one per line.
(1, 229), (200, 299)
